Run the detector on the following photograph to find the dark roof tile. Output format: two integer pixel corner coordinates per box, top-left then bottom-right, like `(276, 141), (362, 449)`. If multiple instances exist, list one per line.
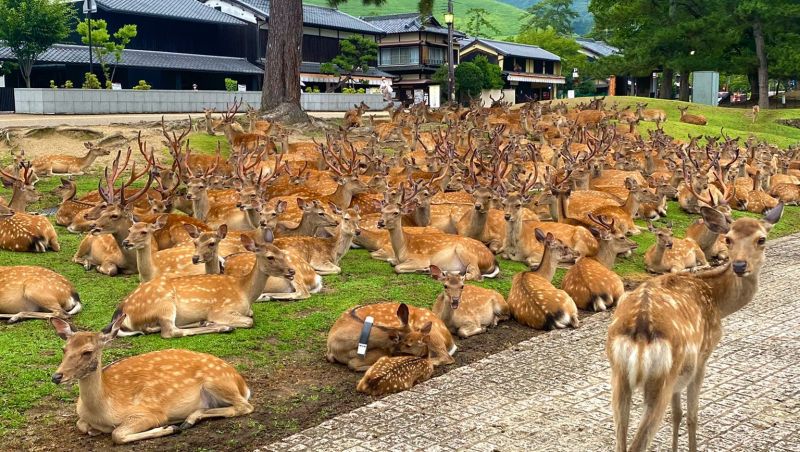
(234, 0), (383, 34)
(96, 0), (245, 25)
(459, 37), (561, 61)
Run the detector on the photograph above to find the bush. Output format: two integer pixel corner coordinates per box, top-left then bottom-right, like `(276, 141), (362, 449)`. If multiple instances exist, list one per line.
(225, 78), (238, 92)
(82, 72), (101, 89)
(357, 88), (366, 94)
(63, 80), (73, 89)
(105, 80), (113, 90)
(313, 87), (320, 93)
(49, 80), (57, 89)
(304, 86), (313, 93)
(132, 80), (151, 90)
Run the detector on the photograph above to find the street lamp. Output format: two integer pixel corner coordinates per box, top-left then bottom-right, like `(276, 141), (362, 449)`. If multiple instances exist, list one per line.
(444, 2), (455, 103)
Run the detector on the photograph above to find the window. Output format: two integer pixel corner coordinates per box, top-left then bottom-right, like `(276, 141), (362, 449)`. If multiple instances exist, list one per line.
(380, 47), (420, 66)
(545, 61), (555, 75)
(427, 47), (445, 65)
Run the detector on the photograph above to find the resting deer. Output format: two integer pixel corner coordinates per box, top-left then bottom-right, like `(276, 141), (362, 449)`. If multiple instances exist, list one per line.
(344, 101), (370, 129)
(677, 106), (707, 126)
(54, 178), (97, 229)
(357, 342), (435, 396)
(275, 199), (339, 237)
(0, 204), (60, 252)
(50, 315), (253, 444)
(562, 214), (637, 311)
(213, 99), (264, 152)
(644, 221), (708, 274)
(508, 229), (579, 330)
(32, 142), (110, 176)
(607, 203), (783, 452)
(326, 303), (456, 371)
(110, 232), (295, 338)
(0, 160), (40, 211)
(430, 265), (509, 338)
(636, 102), (667, 128)
(0, 266), (80, 322)
(455, 185), (506, 252)
(203, 107), (217, 135)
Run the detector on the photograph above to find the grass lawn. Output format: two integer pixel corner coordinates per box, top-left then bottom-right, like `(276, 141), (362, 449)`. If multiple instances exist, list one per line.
(0, 101), (799, 444)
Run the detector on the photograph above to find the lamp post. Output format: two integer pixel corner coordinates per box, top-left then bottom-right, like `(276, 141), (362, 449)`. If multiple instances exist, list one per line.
(83, 0), (97, 75)
(444, 2), (455, 104)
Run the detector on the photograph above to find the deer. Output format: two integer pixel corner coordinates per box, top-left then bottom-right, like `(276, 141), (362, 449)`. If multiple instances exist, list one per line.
(53, 178), (98, 229)
(275, 199), (339, 237)
(109, 231), (295, 338)
(0, 266), (80, 322)
(0, 160), (40, 211)
(344, 101), (370, 129)
(212, 100), (264, 152)
(0, 203), (60, 252)
(607, 203), (783, 452)
(677, 106), (708, 126)
(377, 199), (500, 281)
(644, 221), (708, 274)
(50, 315), (253, 444)
(430, 265), (509, 338)
(636, 102), (667, 128)
(31, 142), (111, 176)
(508, 229), (580, 330)
(203, 107), (217, 135)
(751, 105), (760, 123)
(356, 343), (435, 396)
(326, 302), (456, 371)
(562, 214), (637, 311)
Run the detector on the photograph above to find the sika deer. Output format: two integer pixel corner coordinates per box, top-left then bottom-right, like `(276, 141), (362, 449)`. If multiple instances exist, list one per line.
(50, 315), (253, 444)
(644, 221), (708, 274)
(562, 214), (637, 311)
(54, 178), (97, 228)
(677, 106), (708, 126)
(0, 160), (40, 211)
(608, 203), (783, 452)
(0, 266), (80, 322)
(275, 199), (339, 237)
(32, 142), (110, 176)
(0, 204), (60, 252)
(507, 229), (579, 330)
(430, 265), (509, 338)
(344, 101), (370, 129)
(636, 103), (667, 128)
(326, 303), (456, 371)
(357, 343), (435, 396)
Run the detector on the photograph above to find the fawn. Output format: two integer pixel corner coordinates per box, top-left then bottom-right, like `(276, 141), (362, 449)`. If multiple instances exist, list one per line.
(356, 324), (436, 396)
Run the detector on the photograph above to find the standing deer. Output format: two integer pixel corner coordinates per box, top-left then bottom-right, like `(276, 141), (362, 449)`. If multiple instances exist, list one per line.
(0, 266), (80, 322)
(608, 203), (783, 452)
(31, 142), (111, 176)
(50, 315), (253, 444)
(644, 221), (708, 274)
(203, 107), (217, 135)
(430, 265), (509, 338)
(507, 229), (579, 330)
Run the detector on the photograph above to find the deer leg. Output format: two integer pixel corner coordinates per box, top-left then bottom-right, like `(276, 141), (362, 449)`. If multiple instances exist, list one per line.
(671, 392), (683, 452)
(611, 371), (632, 452)
(179, 389), (253, 430)
(313, 262), (341, 275)
(206, 312), (253, 329)
(159, 316), (235, 338)
(393, 258), (428, 274)
(347, 350), (387, 372)
(457, 324), (486, 338)
(1, 311), (66, 323)
(77, 419), (103, 436)
(686, 366), (706, 452)
(629, 376), (673, 452)
(97, 261), (119, 276)
(111, 416), (179, 445)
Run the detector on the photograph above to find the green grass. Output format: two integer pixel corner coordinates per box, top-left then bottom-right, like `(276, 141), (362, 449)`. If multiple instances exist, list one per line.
(304, 0), (527, 39)
(1, 105), (800, 438)
(559, 96), (800, 148)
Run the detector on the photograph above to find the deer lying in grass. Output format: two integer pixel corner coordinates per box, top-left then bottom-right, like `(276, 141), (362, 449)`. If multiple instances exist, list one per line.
(110, 232), (295, 338)
(357, 340), (435, 396)
(275, 199), (339, 237)
(645, 221), (708, 274)
(430, 265), (508, 338)
(607, 203), (783, 452)
(0, 204), (60, 252)
(677, 106), (708, 126)
(0, 266), (80, 322)
(508, 229), (580, 330)
(203, 107), (217, 135)
(344, 101), (370, 129)
(326, 303), (456, 371)
(50, 315), (253, 444)
(455, 184), (506, 252)
(562, 214), (637, 311)
(636, 102), (667, 128)
(54, 178), (97, 228)
(32, 142), (110, 176)
(0, 160), (40, 211)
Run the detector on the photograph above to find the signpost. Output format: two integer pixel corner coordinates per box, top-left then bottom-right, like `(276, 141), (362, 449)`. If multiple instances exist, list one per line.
(83, 0), (98, 75)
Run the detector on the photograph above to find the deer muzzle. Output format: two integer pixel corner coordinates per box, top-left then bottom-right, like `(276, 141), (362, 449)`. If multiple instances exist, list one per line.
(732, 260), (748, 276)
(192, 255), (201, 264)
(51, 373), (63, 384)
(377, 219), (386, 229)
(285, 269), (296, 280)
(121, 240), (134, 250)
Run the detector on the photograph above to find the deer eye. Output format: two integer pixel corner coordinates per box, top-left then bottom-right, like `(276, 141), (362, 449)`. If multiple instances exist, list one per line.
(757, 237), (766, 245)
(267, 255), (275, 260)
(82, 350), (92, 357)
(110, 215), (119, 220)
(725, 237), (733, 245)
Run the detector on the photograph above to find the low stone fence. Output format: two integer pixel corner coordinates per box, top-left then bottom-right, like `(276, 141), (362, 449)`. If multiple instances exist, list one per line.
(13, 89), (386, 114)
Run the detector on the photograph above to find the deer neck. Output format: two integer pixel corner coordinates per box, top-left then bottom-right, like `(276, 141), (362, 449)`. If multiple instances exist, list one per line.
(78, 354), (110, 418)
(555, 193), (570, 223)
(623, 190), (640, 216)
(504, 216), (520, 252)
(593, 240), (618, 269)
(134, 240), (159, 283)
(243, 258), (270, 303)
(61, 185), (78, 202)
(329, 185), (354, 209)
(331, 227), (356, 263)
(412, 203), (430, 226)
(669, 173), (682, 187)
(387, 224), (410, 262)
(644, 153), (655, 174)
(532, 244), (558, 281)
(191, 191), (210, 222)
(78, 151), (100, 169)
(111, 221), (137, 268)
(291, 212), (319, 236)
(696, 263), (760, 318)
(280, 136), (290, 154)
(650, 242), (667, 266)
(693, 222), (719, 254)
(8, 190), (28, 211)
(464, 209), (488, 238)
(205, 253), (221, 274)
(435, 293), (454, 321)
(244, 206), (261, 229)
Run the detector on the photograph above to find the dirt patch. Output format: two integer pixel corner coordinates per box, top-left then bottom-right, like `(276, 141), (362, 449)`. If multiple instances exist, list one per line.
(778, 118), (800, 129)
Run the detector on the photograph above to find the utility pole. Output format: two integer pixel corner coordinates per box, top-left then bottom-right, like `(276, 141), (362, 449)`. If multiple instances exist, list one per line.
(445, 0), (455, 104)
(83, 0), (97, 75)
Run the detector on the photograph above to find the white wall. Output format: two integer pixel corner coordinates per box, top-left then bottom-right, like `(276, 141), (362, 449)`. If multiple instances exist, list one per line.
(479, 89), (516, 107)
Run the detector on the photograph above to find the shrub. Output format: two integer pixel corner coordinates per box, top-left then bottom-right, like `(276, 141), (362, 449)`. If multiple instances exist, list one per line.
(132, 80), (151, 90)
(63, 80), (73, 89)
(105, 80), (113, 90)
(313, 87), (320, 93)
(357, 88), (366, 94)
(82, 72), (101, 89)
(49, 80), (57, 89)
(225, 78), (238, 92)
(304, 86), (312, 93)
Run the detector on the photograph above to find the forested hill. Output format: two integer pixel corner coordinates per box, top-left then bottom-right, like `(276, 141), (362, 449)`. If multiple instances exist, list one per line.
(496, 0), (594, 35)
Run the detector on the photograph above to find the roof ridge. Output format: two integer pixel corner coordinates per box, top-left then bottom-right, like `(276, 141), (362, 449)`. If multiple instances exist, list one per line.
(361, 12), (420, 20)
(50, 43), (251, 61)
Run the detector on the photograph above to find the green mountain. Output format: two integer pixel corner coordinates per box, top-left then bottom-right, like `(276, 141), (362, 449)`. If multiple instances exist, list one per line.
(304, 0), (528, 39)
(495, 0), (594, 35)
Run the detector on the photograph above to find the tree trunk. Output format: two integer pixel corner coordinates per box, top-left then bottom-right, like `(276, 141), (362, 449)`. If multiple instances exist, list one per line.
(749, 72), (759, 103)
(679, 72), (690, 102)
(20, 56), (32, 88)
(753, 18), (769, 110)
(659, 69), (673, 99)
(260, 0), (308, 123)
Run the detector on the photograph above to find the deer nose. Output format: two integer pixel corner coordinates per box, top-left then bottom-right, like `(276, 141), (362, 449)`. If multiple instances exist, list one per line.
(732, 261), (748, 275)
(121, 240), (132, 249)
(377, 220), (385, 228)
(504, 214), (511, 220)
(51, 373), (63, 384)
(192, 255), (200, 264)
(474, 204), (482, 211)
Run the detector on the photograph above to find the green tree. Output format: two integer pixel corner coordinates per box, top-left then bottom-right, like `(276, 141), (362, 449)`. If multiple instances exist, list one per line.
(455, 61), (484, 101)
(320, 34), (378, 92)
(472, 55), (504, 90)
(463, 8), (500, 38)
(525, 0), (578, 36)
(76, 19), (137, 88)
(0, 0), (74, 87)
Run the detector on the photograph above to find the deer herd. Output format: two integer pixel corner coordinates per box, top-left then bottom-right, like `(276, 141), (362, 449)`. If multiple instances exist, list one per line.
(0, 96), (794, 450)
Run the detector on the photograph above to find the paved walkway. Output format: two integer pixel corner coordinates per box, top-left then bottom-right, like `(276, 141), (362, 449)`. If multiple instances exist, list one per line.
(262, 234), (800, 452)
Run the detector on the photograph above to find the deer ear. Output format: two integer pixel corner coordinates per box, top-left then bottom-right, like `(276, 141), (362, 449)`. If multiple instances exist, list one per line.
(217, 224), (228, 239)
(396, 303), (410, 326)
(589, 227), (602, 239)
(263, 227), (275, 244)
(700, 207), (731, 234)
(296, 198), (306, 209)
(328, 201), (342, 215)
(153, 214), (168, 229)
(183, 223), (200, 238)
(352, 204), (360, 214)
(429, 265), (444, 280)
(50, 318), (74, 340)
(101, 313), (127, 344)
(420, 321), (433, 335)
(276, 200), (287, 214)
(762, 202), (784, 230)
(534, 228), (546, 243)
(240, 234), (258, 252)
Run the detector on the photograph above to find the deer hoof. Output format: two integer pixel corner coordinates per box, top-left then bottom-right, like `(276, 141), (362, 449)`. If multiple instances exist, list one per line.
(7, 316), (20, 324)
(177, 421), (192, 431)
(219, 326), (235, 333)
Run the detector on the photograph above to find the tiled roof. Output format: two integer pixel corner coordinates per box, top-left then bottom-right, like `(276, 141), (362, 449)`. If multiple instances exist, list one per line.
(299, 61), (394, 78)
(0, 44), (263, 74)
(232, 0), (384, 34)
(95, 0), (245, 25)
(459, 37), (561, 61)
(361, 13), (464, 37)
(576, 38), (619, 57)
